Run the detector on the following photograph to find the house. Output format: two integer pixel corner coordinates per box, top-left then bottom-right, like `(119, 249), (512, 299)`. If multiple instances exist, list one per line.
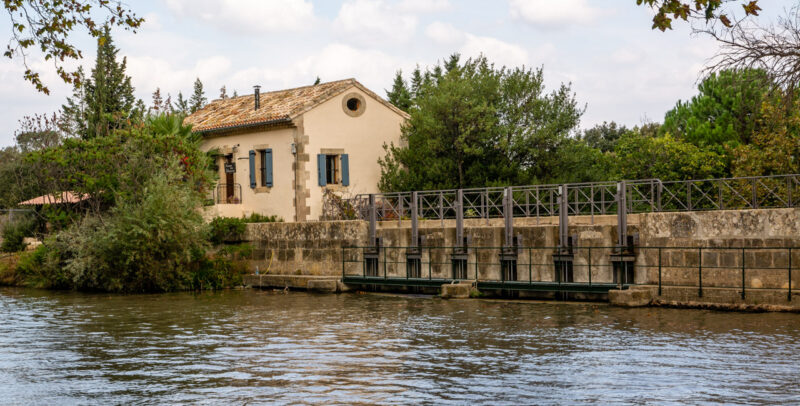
(184, 79), (408, 222)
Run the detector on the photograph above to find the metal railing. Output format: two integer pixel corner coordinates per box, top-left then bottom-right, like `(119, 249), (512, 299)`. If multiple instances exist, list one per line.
(342, 245), (798, 300)
(344, 174), (800, 222)
(211, 183), (243, 204)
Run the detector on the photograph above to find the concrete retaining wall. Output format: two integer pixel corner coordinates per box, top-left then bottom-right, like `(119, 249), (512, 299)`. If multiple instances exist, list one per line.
(243, 208), (800, 308)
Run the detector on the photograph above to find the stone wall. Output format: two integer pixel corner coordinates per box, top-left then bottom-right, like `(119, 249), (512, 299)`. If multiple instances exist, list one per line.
(245, 208), (799, 291)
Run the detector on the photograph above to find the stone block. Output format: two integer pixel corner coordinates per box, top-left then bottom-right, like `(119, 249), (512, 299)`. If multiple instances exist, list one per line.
(307, 279), (338, 293)
(608, 286), (654, 307)
(441, 282), (473, 299)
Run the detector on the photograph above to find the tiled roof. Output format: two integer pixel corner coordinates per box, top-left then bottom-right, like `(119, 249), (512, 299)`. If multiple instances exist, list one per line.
(184, 78), (407, 133)
(19, 191), (88, 206)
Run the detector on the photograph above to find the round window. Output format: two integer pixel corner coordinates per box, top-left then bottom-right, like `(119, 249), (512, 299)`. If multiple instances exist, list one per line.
(346, 97), (360, 111)
(341, 93), (366, 117)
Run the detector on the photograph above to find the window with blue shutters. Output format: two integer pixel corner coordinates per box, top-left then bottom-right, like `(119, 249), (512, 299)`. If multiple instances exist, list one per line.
(248, 150), (257, 188)
(259, 149), (273, 187)
(318, 153), (350, 186)
(341, 154), (349, 186)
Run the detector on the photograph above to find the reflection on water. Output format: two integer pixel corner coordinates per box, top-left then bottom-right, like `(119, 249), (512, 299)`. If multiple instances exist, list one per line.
(1, 287), (799, 404)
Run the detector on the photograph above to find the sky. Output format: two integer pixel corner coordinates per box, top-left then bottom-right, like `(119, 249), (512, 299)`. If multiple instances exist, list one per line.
(0, 0), (792, 146)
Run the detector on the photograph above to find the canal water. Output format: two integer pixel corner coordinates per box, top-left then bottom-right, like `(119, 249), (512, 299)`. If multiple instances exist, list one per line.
(1, 287), (798, 405)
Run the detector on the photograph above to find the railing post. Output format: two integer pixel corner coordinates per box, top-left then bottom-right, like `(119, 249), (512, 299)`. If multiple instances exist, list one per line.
(384, 247), (387, 279)
(657, 181), (663, 212)
(341, 246), (345, 279)
(588, 247), (592, 286)
(789, 247), (793, 302)
(439, 193), (444, 227)
(456, 189), (464, 248)
(429, 247), (432, 280)
(658, 247), (662, 296)
(369, 194), (377, 245)
(398, 195), (403, 227)
(411, 191), (418, 248)
(752, 178), (758, 209)
(741, 248), (746, 300)
(504, 187), (514, 249)
(617, 181), (627, 248)
(559, 185), (569, 249)
(529, 247), (533, 284)
(698, 247), (703, 298)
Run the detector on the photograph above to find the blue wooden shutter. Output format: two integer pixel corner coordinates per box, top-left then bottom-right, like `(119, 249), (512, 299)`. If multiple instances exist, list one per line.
(248, 150), (256, 188)
(341, 154), (350, 186)
(265, 149), (273, 187)
(317, 154), (327, 186)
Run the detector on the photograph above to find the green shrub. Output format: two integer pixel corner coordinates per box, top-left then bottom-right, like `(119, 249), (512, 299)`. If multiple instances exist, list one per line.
(1, 216), (37, 252)
(48, 164), (211, 292)
(209, 216), (247, 244)
(241, 213), (282, 223)
(15, 243), (69, 289)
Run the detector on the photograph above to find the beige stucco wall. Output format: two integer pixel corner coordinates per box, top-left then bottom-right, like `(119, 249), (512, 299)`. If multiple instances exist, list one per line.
(302, 86), (405, 220)
(200, 127), (296, 221)
(199, 85), (404, 221)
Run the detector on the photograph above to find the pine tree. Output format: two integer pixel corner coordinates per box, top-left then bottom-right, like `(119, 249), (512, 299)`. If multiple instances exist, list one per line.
(444, 53), (461, 73)
(175, 92), (189, 115)
(219, 85), (228, 99)
(232, 90), (238, 98)
(189, 78), (207, 113)
(386, 70), (412, 111)
(410, 66), (424, 100)
(151, 88), (163, 114)
(62, 26), (136, 139)
(314, 76), (321, 85)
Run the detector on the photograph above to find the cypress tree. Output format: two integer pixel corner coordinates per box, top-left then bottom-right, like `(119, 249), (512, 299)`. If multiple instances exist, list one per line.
(62, 26), (135, 139)
(189, 78), (207, 113)
(386, 70), (412, 111)
(175, 92), (189, 115)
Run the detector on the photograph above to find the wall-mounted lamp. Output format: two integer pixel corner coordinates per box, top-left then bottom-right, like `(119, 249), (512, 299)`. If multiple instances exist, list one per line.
(291, 143), (297, 155)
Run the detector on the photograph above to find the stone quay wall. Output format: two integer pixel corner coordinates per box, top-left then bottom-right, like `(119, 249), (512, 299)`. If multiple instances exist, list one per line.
(244, 208), (800, 305)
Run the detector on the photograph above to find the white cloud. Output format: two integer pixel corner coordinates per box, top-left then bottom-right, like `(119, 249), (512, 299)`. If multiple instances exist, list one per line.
(460, 34), (530, 68)
(425, 21), (464, 45)
(396, 0), (451, 13)
(333, 0), (418, 46)
(165, 0), (315, 34)
(509, 0), (601, 27)
(125, 55), (232, 100)
(228, 43), (409, 93)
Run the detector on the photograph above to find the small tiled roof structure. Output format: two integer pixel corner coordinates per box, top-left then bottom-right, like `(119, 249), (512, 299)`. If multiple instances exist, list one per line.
(184, 78), (408, 133)
(19, 191), (89, 206)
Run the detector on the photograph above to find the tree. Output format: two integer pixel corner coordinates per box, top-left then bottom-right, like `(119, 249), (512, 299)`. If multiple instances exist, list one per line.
(579, 121), (629, 153)
(2, 1), (142, 94)
(378, 56), (584, 192)
(731, 97), (800, 176)
(636, 0), (761, 31)
(661, 68), (772, 151)
(700, 6), (800, 95)
(62, 26), (136, 139)
(613, 130), (726, 180)
(151, 88), (164, 114)
(189, 78), (207, 113)
(385, 71), (412, 111)
(313, 76), (321, 85)
(175, 92), (189, 115)
(219, 85), (228, 99)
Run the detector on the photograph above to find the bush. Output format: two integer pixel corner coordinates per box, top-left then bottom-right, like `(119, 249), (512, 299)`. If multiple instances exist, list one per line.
(48, 164), (212, 292)
(209, 217), (247, 244)
(1, 216), (37, 252)
(241, 213), (282, 223)
(14, 243), (68, 288)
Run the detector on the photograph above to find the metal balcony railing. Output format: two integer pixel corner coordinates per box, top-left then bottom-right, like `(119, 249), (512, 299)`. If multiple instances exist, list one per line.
(211, 183), (243, 205)
(343, 174), (800, 221)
